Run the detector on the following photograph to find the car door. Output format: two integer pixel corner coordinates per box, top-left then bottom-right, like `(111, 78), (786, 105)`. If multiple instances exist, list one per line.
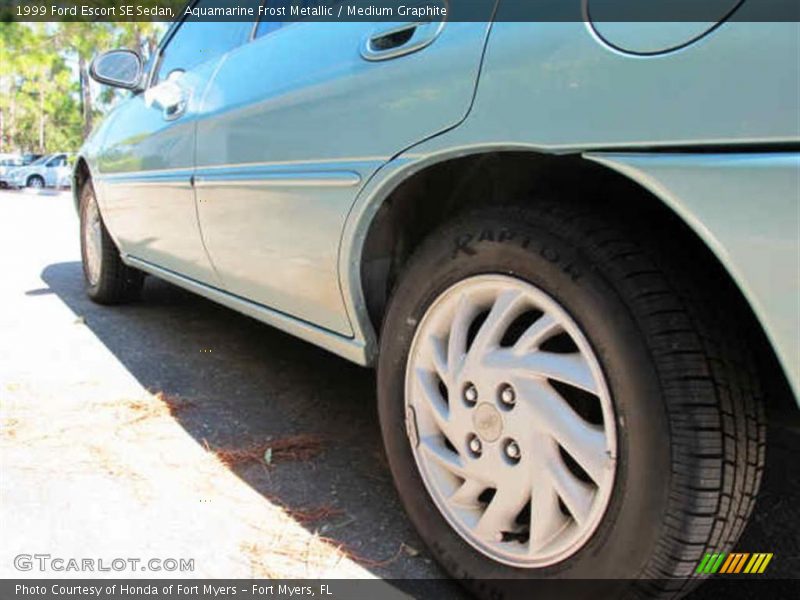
(15, 155), (49, 188)
(43, 154), (67, 187)
(93, 2), (258, 285)
(195, 0), (497, 336)
(57, 155), (75, 188)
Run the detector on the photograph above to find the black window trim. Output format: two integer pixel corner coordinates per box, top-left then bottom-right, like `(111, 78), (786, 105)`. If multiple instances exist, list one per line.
(250, 0), (344, 42)
(147, 0), (261, 89)
(249, 0), (268, 41)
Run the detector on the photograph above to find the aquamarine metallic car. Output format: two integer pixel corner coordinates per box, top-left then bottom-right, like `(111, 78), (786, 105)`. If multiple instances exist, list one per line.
(75, 4), (799, 596)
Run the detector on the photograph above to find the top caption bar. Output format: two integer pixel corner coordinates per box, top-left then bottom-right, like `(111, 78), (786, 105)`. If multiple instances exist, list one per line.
(4, 0), (800, 23)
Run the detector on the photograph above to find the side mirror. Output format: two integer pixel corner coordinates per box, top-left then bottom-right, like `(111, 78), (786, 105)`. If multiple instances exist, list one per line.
(89, 49), (144, 90)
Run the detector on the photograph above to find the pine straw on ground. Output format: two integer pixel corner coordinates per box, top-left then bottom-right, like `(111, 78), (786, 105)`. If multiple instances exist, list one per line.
(339, 542), (406, 569)
(208, 433), (326, 468)
(285, 504), (344, 524)
(1, 417), (19, 440)
(123, 391), (195, 424)
(242, 534), (405, 578)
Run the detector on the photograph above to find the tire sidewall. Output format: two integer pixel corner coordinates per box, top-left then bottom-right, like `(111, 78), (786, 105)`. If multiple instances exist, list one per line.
(377, 210), (673, 589)
(79, 183), (105, 298)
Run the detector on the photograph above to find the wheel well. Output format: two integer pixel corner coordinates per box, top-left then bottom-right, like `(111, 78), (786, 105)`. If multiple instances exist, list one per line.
(359, 150), (796, 415)
(360, 152), (641, 329)
(73, 158), (91, 211)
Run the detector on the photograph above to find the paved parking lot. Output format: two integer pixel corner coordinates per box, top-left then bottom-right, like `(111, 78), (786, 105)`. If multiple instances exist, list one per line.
(0, 188), (797, 594)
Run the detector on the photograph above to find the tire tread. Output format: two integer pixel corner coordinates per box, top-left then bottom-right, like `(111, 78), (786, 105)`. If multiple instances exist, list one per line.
(495, 201), (766, 597)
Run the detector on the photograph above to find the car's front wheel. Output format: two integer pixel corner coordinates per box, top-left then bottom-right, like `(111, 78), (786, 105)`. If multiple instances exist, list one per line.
(79, 182), (144, 304)
(377, 204), (765, 599)
(27, 175), (44, 189)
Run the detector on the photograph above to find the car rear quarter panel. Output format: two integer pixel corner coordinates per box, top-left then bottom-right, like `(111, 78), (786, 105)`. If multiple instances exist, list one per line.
(341, 21), (800, 402)
(588, 152), (800, 401)
(446, 20), (799, 149)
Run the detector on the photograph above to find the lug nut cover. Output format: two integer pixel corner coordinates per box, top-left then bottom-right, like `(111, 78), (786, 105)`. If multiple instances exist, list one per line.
(468, 435), (482, 455)
(500, 385), (516, 406)
(464, 384), (478, 403)
(505, 440), (521, 460)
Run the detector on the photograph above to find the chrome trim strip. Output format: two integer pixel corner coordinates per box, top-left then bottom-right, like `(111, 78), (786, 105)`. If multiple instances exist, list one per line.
(95, 169), (194, 184)
(95, 162), (363, 196)
(96, 157), (385, 178)
(194, 170), (361, 188)
(98, 180), (193, 188)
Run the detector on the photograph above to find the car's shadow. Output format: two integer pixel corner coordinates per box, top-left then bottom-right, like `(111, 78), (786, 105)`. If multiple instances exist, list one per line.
(41, 262), (799, 595)
(41, 261), (464, 596)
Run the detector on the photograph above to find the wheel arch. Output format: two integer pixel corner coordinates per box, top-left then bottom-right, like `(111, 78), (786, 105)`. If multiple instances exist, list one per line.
(347, 148), (797, 410)
(26, 173), (45, 186)
(72, 156), (92, 213)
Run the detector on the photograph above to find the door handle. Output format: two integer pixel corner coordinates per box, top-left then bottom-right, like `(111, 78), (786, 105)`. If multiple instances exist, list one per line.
(162, 94), (188, 121)
(144, 69), (189, 121)
(360, 20), (446, 61)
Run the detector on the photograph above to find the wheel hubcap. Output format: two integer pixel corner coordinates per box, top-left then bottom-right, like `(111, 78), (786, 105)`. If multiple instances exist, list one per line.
(472, 403), (503, 442)
(82, 194), (103, 286)
(405, 275), (617, 567)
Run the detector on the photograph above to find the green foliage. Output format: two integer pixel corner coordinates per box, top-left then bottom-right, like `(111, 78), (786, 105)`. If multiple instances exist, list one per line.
(0, 22), (163, 153)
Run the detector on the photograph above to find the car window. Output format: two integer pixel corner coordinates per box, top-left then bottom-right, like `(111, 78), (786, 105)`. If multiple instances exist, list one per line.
(254, 0), (288, 38)
(254, 19), (284, 39)
(46, 155), (66, 168)
(254, 0), (341, 39)
(155, 0), (260, 84)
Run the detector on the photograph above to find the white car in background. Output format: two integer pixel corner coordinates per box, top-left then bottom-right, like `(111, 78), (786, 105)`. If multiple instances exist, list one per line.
(5, 153), (73, 189)
(0, 154), (43, 188)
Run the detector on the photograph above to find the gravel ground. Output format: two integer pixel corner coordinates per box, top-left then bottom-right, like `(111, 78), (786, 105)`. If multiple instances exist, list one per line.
(0, 188), (797, 596)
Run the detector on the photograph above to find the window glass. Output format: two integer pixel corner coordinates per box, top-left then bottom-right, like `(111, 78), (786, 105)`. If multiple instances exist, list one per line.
(255, 19), (285, 39)
(255, 0), (288, 38)
(156, 0), (260, 83)
(47, 155), (66, 167)
(255, 0), (339, 39)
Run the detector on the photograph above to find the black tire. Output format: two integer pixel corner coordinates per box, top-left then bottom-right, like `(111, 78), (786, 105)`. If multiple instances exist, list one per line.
(79, 181), (144, 304)
(27, 175), (44, 189)
(377, 203), (765, 599)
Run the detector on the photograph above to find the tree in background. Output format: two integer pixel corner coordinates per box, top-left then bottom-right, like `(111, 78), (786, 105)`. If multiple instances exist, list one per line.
(58, 23), (114, 140)
(0, 22), (163, 154)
